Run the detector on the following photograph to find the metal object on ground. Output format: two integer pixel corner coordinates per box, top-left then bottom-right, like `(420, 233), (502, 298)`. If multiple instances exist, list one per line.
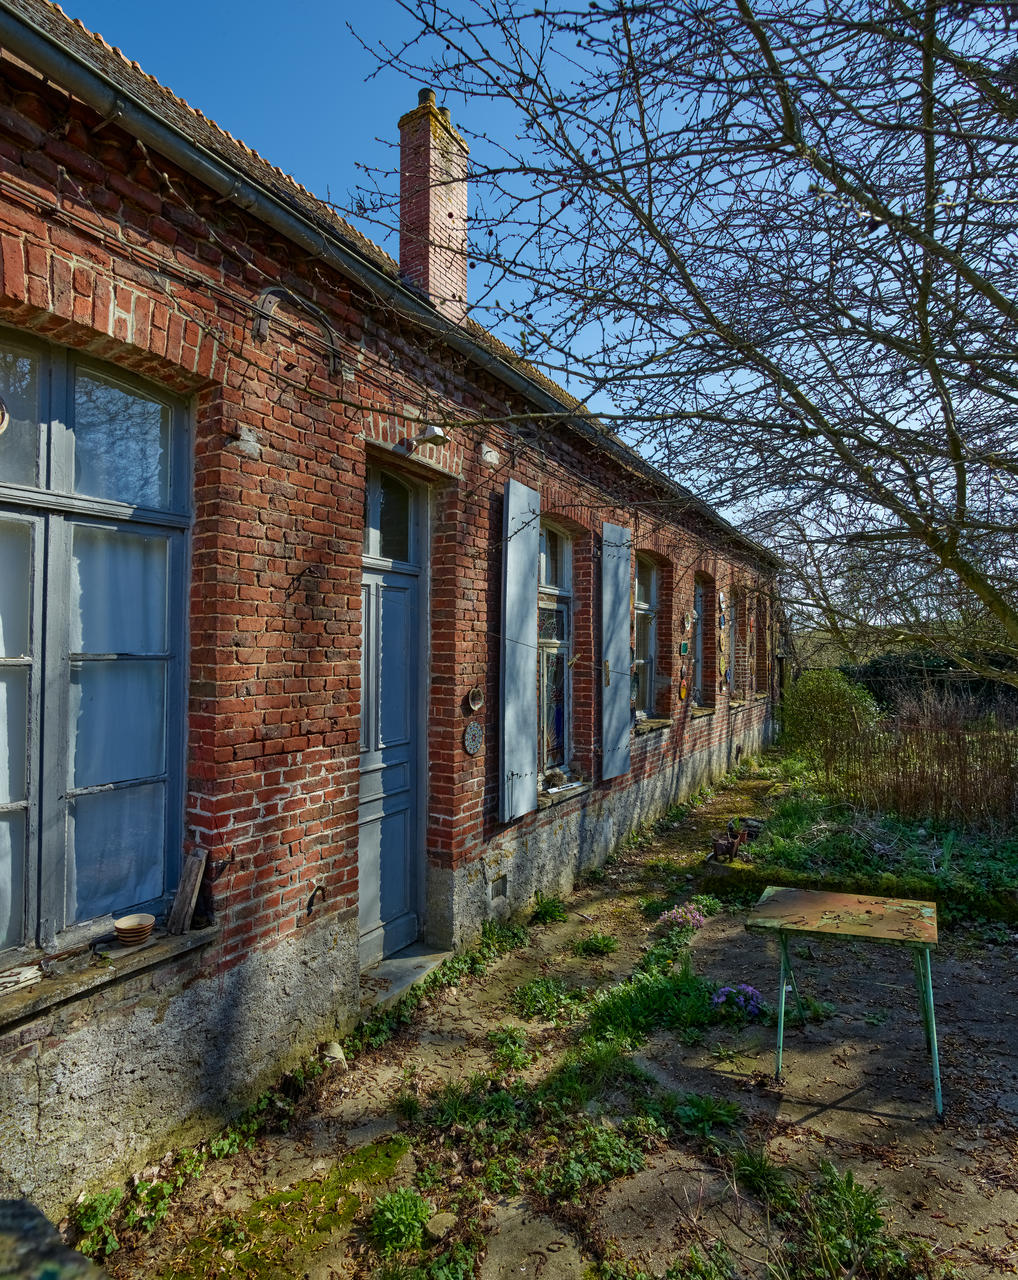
(746, 886), (943, 1116)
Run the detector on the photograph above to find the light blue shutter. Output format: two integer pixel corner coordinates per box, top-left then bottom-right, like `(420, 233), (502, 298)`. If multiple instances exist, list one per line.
(500, 480), (540, 821)
(601, 522), (632, 780)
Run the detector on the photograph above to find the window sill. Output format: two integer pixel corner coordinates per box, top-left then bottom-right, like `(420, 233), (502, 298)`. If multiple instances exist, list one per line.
(689, 706), (715, 719)
(0, 926), (219, 1034)
(537, 780), (592, 810)
(634, 717), (672, 737)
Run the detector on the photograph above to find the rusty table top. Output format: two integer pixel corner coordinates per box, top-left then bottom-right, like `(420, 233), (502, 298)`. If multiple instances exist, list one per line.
(746, 886), (938, 947)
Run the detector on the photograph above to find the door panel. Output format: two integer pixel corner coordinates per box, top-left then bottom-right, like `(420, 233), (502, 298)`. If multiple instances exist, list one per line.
(358, 570), (419, 966)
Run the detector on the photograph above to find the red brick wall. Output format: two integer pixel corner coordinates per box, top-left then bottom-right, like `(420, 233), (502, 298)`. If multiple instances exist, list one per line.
(0, 51), (776, 971)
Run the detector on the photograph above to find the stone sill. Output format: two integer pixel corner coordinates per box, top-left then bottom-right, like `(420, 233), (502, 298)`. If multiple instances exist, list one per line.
(0, 926), (219, 1034)
(689, 707), (716, 719)
(633, 717), (672, 737)
(537, 781), (592, 810)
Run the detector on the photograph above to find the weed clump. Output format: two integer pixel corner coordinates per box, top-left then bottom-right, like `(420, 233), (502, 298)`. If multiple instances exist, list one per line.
(572, 931), (619, 957)
(489, 1026), (531, 1073)
(511, 975), (586, 1022)
(370, 1187), (432, 1256)
(531, 891), (569, 923)
(533, 1121), (648, 1200)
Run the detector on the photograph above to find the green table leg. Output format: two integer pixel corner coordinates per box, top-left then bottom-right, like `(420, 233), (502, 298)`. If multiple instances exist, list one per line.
(775, 936), (787, 1078)
(912, 950), (930, 1050)
(779, 933), (807, 1026)
(918, 945), (943, 1117)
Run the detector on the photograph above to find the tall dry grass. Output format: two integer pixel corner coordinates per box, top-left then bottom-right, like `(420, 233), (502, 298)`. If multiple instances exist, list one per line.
(837, 692), (1018, 828)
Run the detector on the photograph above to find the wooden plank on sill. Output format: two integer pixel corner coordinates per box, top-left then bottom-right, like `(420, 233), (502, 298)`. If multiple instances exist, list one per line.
(167, 851), (208, 935)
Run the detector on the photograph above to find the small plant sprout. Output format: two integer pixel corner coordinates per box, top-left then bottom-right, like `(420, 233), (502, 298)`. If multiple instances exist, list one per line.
(72, 1188), (125, 1259)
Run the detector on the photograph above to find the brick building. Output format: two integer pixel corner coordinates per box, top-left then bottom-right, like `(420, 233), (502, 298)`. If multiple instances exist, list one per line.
(0, 0), (779, 1210)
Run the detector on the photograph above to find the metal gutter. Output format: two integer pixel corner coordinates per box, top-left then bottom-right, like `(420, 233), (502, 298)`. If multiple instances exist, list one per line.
(0, 1), (779, 570)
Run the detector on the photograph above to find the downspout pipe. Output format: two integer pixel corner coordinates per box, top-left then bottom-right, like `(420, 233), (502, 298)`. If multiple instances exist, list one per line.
(0, 1), (780, 570)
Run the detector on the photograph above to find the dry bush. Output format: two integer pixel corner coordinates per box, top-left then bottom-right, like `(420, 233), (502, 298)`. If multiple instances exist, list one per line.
(838, 695), (1018, 827)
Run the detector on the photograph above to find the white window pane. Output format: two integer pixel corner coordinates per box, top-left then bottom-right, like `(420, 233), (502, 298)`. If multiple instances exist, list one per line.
(68, 783), (164, 921)
(70, 525), (168, 654)
(73, 370), (170, 509)
(0, 346), (40, 487)
(70, 660), (166, 788)
(0, 810), (25, 949)
(0, 668), (28, 804)
(0, 520), (31, 657)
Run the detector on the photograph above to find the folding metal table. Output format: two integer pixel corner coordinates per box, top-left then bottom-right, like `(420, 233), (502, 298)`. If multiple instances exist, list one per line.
(746, 886), (943, 1116)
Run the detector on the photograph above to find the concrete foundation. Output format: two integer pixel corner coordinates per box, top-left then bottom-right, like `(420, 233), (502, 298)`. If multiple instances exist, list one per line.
(0, 910), (359, 1216)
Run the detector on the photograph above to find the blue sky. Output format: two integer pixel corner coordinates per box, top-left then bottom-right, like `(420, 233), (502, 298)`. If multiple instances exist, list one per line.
(60, 0), (449, 260)
(57, 1), (612, 419)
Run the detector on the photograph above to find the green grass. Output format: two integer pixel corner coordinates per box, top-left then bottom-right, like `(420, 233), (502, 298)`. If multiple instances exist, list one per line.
(586, 954), (716, 1045)
(510, 975), (586, 1021)
(536, 1042), (649, 1113)
(734, 782), (1018, 924)
(729, 1146), (793, 1208)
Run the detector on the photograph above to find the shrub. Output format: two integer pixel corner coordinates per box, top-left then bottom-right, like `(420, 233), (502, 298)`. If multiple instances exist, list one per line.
(781, 670), (878, 785)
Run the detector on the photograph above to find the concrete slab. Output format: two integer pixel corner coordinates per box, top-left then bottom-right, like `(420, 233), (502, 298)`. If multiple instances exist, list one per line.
(360, 943), (451, 1015)
(479, 1198), (588, 1280)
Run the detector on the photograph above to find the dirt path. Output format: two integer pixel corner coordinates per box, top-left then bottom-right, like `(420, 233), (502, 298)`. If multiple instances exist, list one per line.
(103, 768), (1018, 1280)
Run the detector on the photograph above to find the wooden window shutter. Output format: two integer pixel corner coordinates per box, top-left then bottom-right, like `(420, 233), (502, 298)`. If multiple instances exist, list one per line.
(500, 479), (540, 821)
(601, 522), (632, 780)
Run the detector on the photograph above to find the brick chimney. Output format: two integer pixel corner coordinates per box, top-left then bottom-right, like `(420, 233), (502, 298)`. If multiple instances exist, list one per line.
(399, 88), (469, 324)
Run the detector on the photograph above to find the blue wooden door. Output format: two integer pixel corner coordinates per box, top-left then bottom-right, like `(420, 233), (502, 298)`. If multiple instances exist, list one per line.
(358, 470), (421, 967)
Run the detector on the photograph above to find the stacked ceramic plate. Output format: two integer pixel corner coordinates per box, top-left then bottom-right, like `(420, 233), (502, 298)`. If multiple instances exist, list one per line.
(113, 913), (155, 946)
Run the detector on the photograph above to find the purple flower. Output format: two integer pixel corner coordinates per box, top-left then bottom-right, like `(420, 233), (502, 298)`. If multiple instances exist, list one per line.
(656, 905), (706, 931)
(712, 983), (764, 1019)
